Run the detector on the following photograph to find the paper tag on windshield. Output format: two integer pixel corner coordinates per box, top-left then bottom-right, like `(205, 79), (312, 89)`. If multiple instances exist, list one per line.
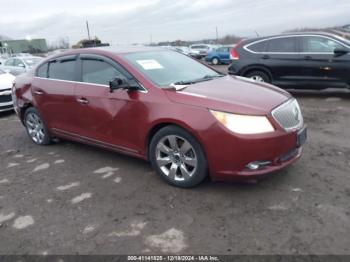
(136, 60), (163, 70)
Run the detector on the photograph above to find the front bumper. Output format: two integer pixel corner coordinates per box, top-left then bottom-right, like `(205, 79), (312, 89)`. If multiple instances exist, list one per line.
(0, 91), (13, 112)
(202, 122), (306, 182)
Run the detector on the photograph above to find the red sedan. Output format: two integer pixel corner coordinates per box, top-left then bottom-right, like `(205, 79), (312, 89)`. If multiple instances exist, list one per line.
(12, 47), (306, 187)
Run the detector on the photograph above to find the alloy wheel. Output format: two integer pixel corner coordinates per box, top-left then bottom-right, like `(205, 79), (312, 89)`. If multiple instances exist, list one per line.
(250, 75), (265, 82)
(155, 135), (198, 182)
(25, 112), (46, 144)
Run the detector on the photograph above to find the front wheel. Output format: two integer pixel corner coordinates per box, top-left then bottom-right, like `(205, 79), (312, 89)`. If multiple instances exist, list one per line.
(149, 126), (208, 188)
(24, 107), (52, 145)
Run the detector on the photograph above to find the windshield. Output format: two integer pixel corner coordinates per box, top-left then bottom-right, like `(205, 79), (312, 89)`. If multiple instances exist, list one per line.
(23, 58), (41, 66)
(123, 50), (221, 87)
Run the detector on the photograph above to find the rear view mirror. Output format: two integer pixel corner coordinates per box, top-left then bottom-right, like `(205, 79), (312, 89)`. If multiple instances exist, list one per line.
(109, 78), (141, 92)
(334, 48), (349, 57)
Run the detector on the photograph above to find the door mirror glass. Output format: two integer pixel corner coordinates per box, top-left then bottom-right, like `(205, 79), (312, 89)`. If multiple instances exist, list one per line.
(333, 48), (349, 57)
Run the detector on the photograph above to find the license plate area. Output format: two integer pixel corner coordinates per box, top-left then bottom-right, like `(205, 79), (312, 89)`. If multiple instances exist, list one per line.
(297, 126), (307, 147)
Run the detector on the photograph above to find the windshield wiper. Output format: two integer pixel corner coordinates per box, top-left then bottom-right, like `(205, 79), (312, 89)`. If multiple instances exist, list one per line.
(172, 74), (225, 86)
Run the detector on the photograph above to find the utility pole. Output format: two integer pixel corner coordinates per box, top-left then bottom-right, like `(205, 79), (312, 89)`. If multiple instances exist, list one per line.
(150, 34), (153, 45)
(86, 20), (91, 41)
(216, 26), (219, 44)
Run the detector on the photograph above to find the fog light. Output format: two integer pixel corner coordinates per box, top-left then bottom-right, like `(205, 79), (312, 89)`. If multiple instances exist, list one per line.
(246, 161), (272, 170)
(246, 162), (260, 170)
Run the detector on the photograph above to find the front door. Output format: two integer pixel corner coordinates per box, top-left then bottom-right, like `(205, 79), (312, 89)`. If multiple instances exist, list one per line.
(299, 35), (350, 89)
(73, 54), (144, 152)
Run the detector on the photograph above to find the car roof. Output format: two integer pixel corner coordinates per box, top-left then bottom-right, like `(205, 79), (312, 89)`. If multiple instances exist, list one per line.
(45, 46), (170, 59)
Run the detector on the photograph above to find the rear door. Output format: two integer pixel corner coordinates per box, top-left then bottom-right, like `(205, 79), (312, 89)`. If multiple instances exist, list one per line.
(264, 36), (302, 87)
(217, 47), (230, 62)
(32, 55), (78, 133)
(299, 35), (350, 89)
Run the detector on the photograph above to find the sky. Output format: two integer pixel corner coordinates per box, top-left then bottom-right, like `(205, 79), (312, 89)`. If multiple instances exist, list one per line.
(0, 0), (349, 46)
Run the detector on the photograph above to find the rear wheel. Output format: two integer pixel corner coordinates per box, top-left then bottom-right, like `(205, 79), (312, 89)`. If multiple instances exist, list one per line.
(149, 125), (208, 188)
(24, 107), (52, 145)
(245, 70), (270, 83)
(212, 57), (220, 65)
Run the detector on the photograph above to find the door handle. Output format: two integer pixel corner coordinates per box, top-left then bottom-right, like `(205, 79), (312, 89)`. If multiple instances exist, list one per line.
(262, 55), (270, 60)
(304, 55), (312, 60)
(34, 90), (44, 95)
(77, 98), (89, 104)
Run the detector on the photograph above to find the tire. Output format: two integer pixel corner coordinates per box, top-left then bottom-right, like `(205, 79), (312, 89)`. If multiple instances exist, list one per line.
(149, 125), (208, 188)
(24, 107), (52, 145)
(212, 57), (220, 65)
(245, 70), (270, 83)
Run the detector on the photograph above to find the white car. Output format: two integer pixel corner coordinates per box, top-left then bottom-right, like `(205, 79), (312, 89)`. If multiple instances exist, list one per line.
(1, 56), (42, 76)
(189, 44), (216, 59)
(0, 69), (15, 112)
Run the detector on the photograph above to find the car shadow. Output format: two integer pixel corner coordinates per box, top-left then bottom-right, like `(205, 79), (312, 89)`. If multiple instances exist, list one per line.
(0, 110), (15, 118)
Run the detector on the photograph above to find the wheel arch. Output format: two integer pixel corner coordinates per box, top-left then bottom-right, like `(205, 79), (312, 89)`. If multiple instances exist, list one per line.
(240, 65), (273, 82)
(145, 120), (207, 161)
(211, 56), (220, 63)
(20, 102), (34, 124)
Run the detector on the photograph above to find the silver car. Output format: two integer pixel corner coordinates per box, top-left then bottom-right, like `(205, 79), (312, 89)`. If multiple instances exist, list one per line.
(1, 56), (42, 76)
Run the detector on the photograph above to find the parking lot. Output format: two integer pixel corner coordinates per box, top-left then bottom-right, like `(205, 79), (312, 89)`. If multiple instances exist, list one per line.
(1, 64), (350, 255)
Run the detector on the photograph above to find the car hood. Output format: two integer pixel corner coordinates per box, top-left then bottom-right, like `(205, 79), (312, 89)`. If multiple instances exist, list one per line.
(0, 73), (15, 91)
(165, 75), (291, 115)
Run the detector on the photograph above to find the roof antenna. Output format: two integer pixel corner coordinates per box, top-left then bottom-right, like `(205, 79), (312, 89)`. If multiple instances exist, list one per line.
(254, 30), (260, 37)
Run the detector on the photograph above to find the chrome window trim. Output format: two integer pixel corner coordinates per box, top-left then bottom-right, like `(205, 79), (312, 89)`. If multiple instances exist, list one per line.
(34, 76), (148, 93)
(244, 34), (350, 55)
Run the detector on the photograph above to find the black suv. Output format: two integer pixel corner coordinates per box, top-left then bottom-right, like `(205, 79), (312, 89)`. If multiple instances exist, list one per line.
(228, 33), (350, 89)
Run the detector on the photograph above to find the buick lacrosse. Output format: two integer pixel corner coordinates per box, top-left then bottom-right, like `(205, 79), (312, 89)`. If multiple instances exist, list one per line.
(12, 47), (306, 187)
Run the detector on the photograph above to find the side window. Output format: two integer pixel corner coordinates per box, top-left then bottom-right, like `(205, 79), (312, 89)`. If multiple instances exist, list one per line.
(267, 37), (297, 53)
(217, 47), (228, 52)
(36, 63), (48, 78)
(247, 41), (267, 52)
(4, 59), (14, 66)
(14, 59), (24, 67)
(48, 59), (76, 81)
(82, 59), (126, 86)
(301, 36), (345, 53)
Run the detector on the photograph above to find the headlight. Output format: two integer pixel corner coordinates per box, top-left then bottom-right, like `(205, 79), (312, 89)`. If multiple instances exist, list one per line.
(210, 110), (275, 135)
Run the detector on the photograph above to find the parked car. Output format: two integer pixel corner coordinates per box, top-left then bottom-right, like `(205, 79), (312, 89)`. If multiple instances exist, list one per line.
(13, 47), (306, 187)
(205, 45), (234, 65)
(189, 44), (214, 59)
(228, 32), (350, 89)
(173, 46), (191, 56)
(0, 69), (15, 112)
(1, 56), (42, 76)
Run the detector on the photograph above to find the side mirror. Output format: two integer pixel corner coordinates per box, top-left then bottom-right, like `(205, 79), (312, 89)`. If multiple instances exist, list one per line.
(334, 48), (349, 57)
(18, 63), (25, 68)
(109, 78), (140, 93)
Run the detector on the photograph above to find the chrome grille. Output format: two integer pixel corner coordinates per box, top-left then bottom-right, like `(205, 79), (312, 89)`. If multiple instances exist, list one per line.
(272, 99), (303, 131)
